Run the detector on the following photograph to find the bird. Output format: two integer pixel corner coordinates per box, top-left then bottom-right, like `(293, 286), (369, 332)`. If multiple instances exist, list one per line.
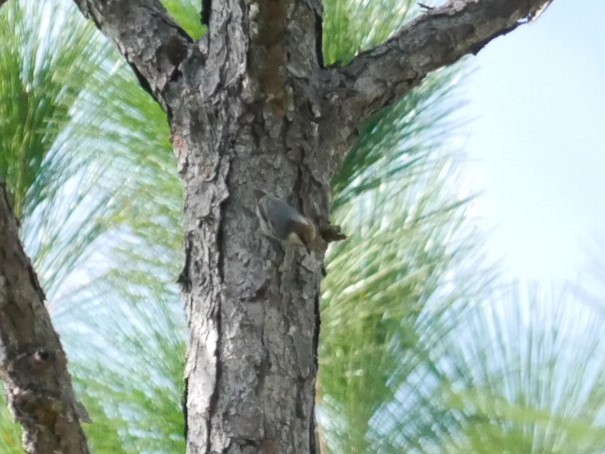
(254, 189), (316, 253)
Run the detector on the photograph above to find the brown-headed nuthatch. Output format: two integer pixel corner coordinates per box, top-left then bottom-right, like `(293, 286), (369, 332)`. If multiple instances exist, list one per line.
(254, 189), (316, 253)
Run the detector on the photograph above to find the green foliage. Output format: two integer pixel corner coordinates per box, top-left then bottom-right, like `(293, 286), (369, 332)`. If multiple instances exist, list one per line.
(0, 395), (22, 454)
(331, 67), (465, 211)
(320, 71), (486, 452)
(0, 1), (109, 218)
(161, 0), (205, 40)
(71, 291), (186, 453)
(322, 0), (415, 65)
(375, 286), (605, 453)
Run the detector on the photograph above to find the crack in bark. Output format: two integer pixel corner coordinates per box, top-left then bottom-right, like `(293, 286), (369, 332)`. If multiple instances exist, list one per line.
(205, 300), (222, 453)
(309, 288), (321, 453)
(202, 0), (211, 28)
(177, 233), (193, 292)
(313, 7), (324, 69)
(181, 377), (189, 440)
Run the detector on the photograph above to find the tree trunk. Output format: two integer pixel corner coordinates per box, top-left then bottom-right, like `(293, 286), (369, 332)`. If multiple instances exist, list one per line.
(69, 0), (555, 452)
(175, 2), (330, 449)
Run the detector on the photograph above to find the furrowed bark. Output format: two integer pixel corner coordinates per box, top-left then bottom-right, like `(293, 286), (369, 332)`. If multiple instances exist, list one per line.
(319, 0), (554, 157)
(0, 185), (89, 454)
(69, 0), (555, 452)
(174, 1), (328, 452)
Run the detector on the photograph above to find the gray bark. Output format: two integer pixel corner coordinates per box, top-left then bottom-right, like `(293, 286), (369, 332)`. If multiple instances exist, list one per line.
(70, 0), (554, 452)
(0, 185), (89, 454)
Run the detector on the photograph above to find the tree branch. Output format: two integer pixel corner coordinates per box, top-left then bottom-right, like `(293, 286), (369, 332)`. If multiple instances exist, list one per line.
(71, 0), (194, 107)
(327, 0), (554, 130)
(0, 185), (89, 454)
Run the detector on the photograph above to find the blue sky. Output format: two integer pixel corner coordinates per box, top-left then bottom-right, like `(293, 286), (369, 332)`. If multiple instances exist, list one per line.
(463, 0), (605, 282)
